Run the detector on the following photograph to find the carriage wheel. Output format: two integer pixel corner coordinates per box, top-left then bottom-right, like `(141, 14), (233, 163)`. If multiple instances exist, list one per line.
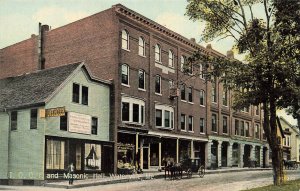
(187, 168), (192, 178)
(198, 165), (205, 178)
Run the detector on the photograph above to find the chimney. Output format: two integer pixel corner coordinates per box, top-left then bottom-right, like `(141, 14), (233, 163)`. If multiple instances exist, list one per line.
(227, 50), (234, 59)
(190, 38), (196, 43)
(206, 44), (212, 49)
(38, 23), (49, 70)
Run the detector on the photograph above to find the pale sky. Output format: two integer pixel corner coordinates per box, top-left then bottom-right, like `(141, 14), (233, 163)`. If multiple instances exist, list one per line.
(0, 0), (297, 125)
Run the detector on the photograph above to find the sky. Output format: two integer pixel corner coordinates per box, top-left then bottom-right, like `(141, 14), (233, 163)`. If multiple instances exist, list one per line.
(0, 0), (297, 125)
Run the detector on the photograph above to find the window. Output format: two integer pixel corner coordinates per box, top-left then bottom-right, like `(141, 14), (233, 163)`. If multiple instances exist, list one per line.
(169, 80), (174, 88)
(168, 50), (174, 67)
(60, 113), (67, 131)
(211, 114), (217, 132)
(46, 140), (65, 169)
(200, 64), (204, 79)
(181, 84), (186, 100)
(121, 64), (129, 85)
(84, 143), (101, 170)
(255, 106), (259, 115)
(91, 117), (98, 135)
(138, 70), (145, 90)
(10, 111), (18, 130)
(188, 116), (193, 131)
(255, 124), (260, 138)
(245, 122), (250, 137)
(199, 90), (205, 106)
(223, 88), (228, 106)
(240, 121), (245, 136)
(155, 44), (161, 62)
(30, 109), (38, 129)
(188, 87), (193, 102)
(223, 116), (228, 134)
(155, 75), (161, 94)
(122, 102), (130, 121)
(181, 114), (186, 130)
(180, 56), (185, 71)
(121, 97), (145, 124)
(132, 104), (140, 123)
(156, 109), (162, 127)
(212, 78), (217, 103)
(138, 37), (145, 56)
(155, 105), (174, 129)
(81, 86), (88, 105)
(263, 129), (266, 140)
(72, 83), (80, 103)
(235, 120), (239, 135)
(121, 30), (129, 50)
(200, 118), (205, 133)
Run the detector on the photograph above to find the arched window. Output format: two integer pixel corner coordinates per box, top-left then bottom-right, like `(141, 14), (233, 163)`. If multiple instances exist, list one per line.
(199, 90), (205, 106)
(138, 37), (145, 56)
(121, 30), (129, 50)
(168, 50), (174, 67)
(200, 64), (204, 79)
(155, 44), (161, 62)
(180, 56), (185, 71)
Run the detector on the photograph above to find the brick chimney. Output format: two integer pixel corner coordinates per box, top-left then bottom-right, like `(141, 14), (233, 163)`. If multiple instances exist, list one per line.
(38, 23), (50, 70)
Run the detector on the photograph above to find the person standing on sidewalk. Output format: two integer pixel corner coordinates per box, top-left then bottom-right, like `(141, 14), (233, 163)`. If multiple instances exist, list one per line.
(68, 163), (75, 185)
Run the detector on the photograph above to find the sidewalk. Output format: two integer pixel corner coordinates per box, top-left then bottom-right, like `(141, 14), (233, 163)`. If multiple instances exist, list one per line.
(44, 167), (272, 189)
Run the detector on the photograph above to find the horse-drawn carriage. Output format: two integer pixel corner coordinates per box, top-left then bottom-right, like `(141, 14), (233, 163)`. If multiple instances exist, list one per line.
(164, 158), (205, 180)
(283, 160), (299, 170)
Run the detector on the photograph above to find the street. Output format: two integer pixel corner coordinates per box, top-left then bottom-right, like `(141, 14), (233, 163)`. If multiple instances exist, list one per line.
(1, 170), (300, 191)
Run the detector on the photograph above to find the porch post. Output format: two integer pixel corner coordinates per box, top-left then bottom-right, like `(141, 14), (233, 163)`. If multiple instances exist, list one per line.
(176, 138), (179, 163)
(260, 146), (264, 167)
(218, 141), (223, 168)
(239, 143), (244, 168)
(227, 142), (233, 167)
(205, 140), (212, 169)
(250, 145), (255, 161)
(140, 138), (143, 170)
(265, 147), (270, 168)
(191, 140), (194, 159)
(148, 143), (151, 169)
(158, 140), (162, 170)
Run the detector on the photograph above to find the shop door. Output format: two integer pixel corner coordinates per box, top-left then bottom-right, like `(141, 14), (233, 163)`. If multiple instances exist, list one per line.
(102, 145), (114, 174)
(143, 148), (149, 169)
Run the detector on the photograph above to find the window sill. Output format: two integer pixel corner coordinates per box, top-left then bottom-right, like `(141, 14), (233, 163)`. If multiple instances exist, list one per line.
(211, 131), (218, 134)
(138, 54), (146, 58)
(200, 132), (205, 135)
(122, 84), (130, 88)
(181, 100), (187, 103)
(122, 48), (130, 52)
(212, 101), (217, 104)
(71, 102), (89, 107)
(222, 133), (228, 135)
(123, 121), (145, 126)
(155, 61), (162, 64)
(156, 126), (174, 130)
(138, 88), (146, 92)
(188, 130), (194, 133)
(155, 93), (162, 96)
(222, 105), (229, 107)
(181, 129), (187, 132)
(200, 105), (206, 108)
(188, 102), (194, 105)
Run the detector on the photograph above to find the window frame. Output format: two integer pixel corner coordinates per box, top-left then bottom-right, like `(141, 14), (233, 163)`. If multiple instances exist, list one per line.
(187, 87), (193, 103)
(10, 111), (18, 131)
(121, 97), (145, 125)
(121, 29), (129, 50)
(91, 117), (98, 135)
(181, 84), (186, 101)
(168, 50), (174, 68)
(155, 104), (174, 129)
(212, 78), (217, 103)
(180, 55), (185, 72)
(200, 118), (205, 134)
(121, 64), (129, 86)
(138, 69), (145, 90)
(181, 114), (186, 131)
(155, 75), (161, 94)
(211, 113), (217, 132)
(222, 88), (228, 106)
(223, 116), (228, 134)
(72, 83), (80, 103)
(81, 85), (89, 105)
(155, 44), (161, 62)
(188, 115), (194, 132)
(138, 36), (145, 56)
(199, 89), (205, 106)
(60, 112), (68, 131)
(30, 109), (38, 129)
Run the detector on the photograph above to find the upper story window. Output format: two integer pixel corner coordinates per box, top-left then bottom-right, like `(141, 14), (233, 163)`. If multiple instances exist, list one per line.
(188, 87), (193, 102)
(262, 129), (266, 140)
(138, 69), (145, 90)
(235, 119), (239, 135)
(245, 122), (250, 137)
(200, 118), (205, 133)
(155, 44), (161, 62)
(199, 90), (205, 106)
(255, 124), (260, 138)
(240, 121), (245, 136)
(91, 117), (98, 135)
(180, 56), (185, 72)
(255, 106), (259, 116)
(155, 75), (161, 94)
(72, 83), (80, 103)
(30, 109), (38, 129)
(72, 83), (88, 105)
(222, 88), (228, 106)
(181, 84), (186, 101)
(155, 104), (174, 129)
(121, 30), (129, 50)
(10, 111), (18, 131)
(81, 86), (88, 105)
(223, 116), (228, 134)
(121, 64), (129, 85)
(188, 116), (193, 132)
(168, 50), (174, 67)
(211, 113), (217, 132)
(138, 37), (145, 56)
(121, 97), (145, 124)
(60, 113), (68, 131)
(212, 78), (217, 103)
(200, 64), (204, 79)
(169, 80), (174, 88)
(181, 114), (186, 131)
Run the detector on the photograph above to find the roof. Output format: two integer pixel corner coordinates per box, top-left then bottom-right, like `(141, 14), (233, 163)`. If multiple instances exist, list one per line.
(0, 62), (97, 111)
(279, 116), (299, 135)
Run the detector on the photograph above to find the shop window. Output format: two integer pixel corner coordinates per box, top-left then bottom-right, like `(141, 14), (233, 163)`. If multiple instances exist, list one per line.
(155, 75), (161, 94)
(60, 113), (68, 131)
(30, 109), (38, 129)
(84, 143), (101, 170)
(91, 117), (98, 135)
(10, 111), (18, 131)
(200, 118), (205, 133)
(155, 109), (162, 127)
(181, 84), (186, 101)
(121, 64), (129, 85)
(188, 116), (193, 131)
(81, 86), (88, 105)
(46, 140), (65, 169)
(168, 50), (174, 67)
(122, 102), (130, 122)
(121, 30), (129, 50)
(200, 90), (205, 106)
(188, 87), (193, 102)
(138, 36), (145, 56)
(155, 44), (161, 62)
(138, 70), (145, 90)
(72, 83), (80, 103)
(211, 113), (217, 132)
(181, 114), (186, 130)
(223, 116), (228, 134)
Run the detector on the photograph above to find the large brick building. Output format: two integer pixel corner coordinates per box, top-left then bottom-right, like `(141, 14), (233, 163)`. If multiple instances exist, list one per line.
(0, 4), (269, 174)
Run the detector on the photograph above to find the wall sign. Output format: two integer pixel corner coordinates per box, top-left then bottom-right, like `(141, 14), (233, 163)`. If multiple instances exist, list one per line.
(68, 112), (91, 134)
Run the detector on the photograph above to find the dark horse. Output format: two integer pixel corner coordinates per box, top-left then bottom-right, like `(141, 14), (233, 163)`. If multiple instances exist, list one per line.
(164, 161), (183, 180)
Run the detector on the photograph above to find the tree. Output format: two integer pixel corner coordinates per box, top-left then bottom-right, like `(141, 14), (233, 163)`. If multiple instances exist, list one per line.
(186, 0), (300, 185)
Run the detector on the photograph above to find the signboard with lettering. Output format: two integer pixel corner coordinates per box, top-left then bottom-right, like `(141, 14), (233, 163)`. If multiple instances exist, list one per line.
(46, 107), (65, 117)
(68, 112), (91, 134)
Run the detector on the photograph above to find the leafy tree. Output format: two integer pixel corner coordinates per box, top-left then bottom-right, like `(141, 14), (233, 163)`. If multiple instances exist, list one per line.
(186, 0), (300, 185)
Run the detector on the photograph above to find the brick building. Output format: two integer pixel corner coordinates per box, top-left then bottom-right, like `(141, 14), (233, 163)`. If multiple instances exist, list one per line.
(0, 4), (269, 173)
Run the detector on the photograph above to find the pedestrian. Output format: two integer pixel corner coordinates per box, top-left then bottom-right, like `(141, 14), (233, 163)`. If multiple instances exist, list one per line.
(68, 163), (75, 185)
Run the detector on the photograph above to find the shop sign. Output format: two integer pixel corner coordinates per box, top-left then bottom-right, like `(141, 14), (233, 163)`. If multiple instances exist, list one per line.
(39, 107), (65, 118)
(68, 112), (91, 134)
